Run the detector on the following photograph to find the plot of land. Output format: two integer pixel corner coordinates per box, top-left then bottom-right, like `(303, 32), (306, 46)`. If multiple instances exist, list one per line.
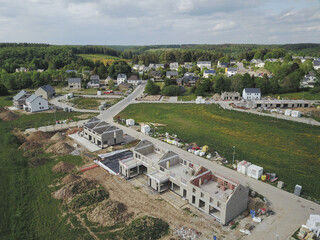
(78, 54), (129, 65)
(119, 103), (320, 202)
(69, 97), (121, 110)
(268, 91), (320, 100)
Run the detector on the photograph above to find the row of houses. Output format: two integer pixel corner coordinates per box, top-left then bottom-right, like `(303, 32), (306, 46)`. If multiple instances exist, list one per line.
(119, 140), (249, 225)
(250, 57), (320, 69)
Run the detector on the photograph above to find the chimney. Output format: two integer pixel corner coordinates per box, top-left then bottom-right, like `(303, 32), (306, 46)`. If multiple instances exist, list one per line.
(199, 178), (202, 186)
(166, 161), (170, 168)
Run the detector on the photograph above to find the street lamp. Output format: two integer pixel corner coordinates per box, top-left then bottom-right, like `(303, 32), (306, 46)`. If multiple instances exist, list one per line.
(232, 146), (236, 166)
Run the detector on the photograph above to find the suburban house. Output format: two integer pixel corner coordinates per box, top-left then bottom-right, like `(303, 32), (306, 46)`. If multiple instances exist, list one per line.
(34, 85), (55, 99)
(176, 76), (199, 86)
(203, 70), (216, 78)
(68, 78), (82, 89)
(155, 64), (165, 69)
(117, 74), (127, 85)
(87, 75), (100, 88)
(226, 68), (237, 77)
(82, 117), (124, 149)
(66, 70), (77, 74)
(169, 62), (179, 70)
(217, 61), (229, 68)
(13, 90), (32, 109)
(221, 92), (240, 101)
(24, 94), (49, 112)
(166, 71), (179, 78)
(184, 72), (196, 77)
(265, 58), (278, 63)
(118, 82), (132, 91)
(119, 140), (249, 225)
(15, 67), (28, 72)
(182, 63), (194, 70)
(313, 60), (320, 70)
(151, 70), (162, 80)
(132, 65), (141, 71)
(250, 59), (265, 68)
(242, 88), (261, 100)
(301, 71), (317, 88)
(197, 61), (211, 69)
(127, 75), (141, 86)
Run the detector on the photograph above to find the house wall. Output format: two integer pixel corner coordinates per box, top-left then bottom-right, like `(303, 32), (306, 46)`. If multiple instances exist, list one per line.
(69, 82), (81, 89)
(35, 88), (48, 99)
(28, 98), (49, 112)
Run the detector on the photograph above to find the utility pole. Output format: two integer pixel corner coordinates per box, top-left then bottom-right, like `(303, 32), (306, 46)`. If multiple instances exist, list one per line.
(232, 146), (236, 166)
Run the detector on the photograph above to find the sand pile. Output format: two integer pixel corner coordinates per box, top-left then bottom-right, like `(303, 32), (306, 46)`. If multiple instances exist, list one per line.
(26, 131), (52, 142)
(52, 161), (75, 173)
(19, 142), (42, 151)
(248, 198), (268, 212)
(61, 174), (81, 185)
(0, 111), (18, 121)
(88, 200), (133, 225)
(28, 158), (48, 167)
(50, 132), (65, 141)
(46, 142), (74, 155)
(53, 178), (96, 200)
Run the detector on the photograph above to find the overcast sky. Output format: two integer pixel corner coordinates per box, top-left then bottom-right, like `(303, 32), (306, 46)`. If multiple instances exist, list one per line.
(1, 0), (320, 45)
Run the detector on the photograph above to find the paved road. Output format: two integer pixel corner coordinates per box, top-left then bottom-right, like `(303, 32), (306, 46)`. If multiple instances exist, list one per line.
(218, 100), (320, 126)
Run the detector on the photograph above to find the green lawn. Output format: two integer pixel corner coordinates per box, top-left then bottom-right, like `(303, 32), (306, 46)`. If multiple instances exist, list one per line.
(268, 91), (320, 100)
(178, 92), (213, 101)
(0, 95), (13, 107)
(78, 54), (128, 65)
(69, 97), (122, 110)
(118, 103), (320, 202)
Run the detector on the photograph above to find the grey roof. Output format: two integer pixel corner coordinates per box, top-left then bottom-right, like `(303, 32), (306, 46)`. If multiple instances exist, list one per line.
(106, 76), (113, 80)
(134, 139), (153, 150)
(117, 73), (127, 78)
(128, 75), (139, 80)
(166, 71), (178, 76)
(90, 75), (100, 80)
(204, 70), (216, 74)
(68, 78), (81, 84)
(13, 90), (28, 101)
(313, 60), (320, 66)
(40, 85), (55, 93)
(243, 88), (261, 94)
(227, 68), (237, 71)
(151, 70), (161, 76)
(197, 61), (211, 64)
(26, 94), (39, 103)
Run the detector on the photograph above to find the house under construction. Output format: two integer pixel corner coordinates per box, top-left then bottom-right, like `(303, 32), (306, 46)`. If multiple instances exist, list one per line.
(119, 140), (249, 225)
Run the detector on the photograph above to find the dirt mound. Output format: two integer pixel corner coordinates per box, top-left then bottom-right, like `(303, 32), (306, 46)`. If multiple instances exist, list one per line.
(61, 174), (82, 184)
(50, 132), (65, 141)
(53, 178), (97, 200)
(46, 142), (74, 155)
(0, 107), (7, 113)
(248, 197), (268, 212)
(28, 158), (48, 167)
(52, 161), (75, 173)
(26, 131), (52, 142)
(88, 200), (133, 225)
(0, 111), (18, 121)
(19, 141), (42, 151)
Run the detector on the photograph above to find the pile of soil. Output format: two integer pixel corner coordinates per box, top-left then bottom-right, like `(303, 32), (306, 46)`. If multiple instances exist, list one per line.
(28, 158), (48, 167)
(46, 142), (74, 155)
(19, 142), (42, 151)
(52, 161), (75, 173)
(50, 132), (65, 141)
(0, 111), (18, 121)
(0, 107), (7, 113)
(66, 128), (82, 135)
(88, 200), (134, 225)
(53, 178), (96, 200)
(61, 174), (81, 185)
(26, 131), (52, 142)
(248, 197), (268, 212)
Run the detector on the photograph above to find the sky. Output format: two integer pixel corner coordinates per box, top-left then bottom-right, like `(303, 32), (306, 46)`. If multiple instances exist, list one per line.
(0, 0), (320, 45)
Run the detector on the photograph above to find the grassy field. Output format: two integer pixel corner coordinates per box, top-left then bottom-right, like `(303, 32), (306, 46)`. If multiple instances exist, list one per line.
(78, 54), (129, 65)
(69, 97), (122, 110)
(268, 91), (320, 100)
(118, 103), (320, 202)
(0, 112), (97, 239)
(0, 95), (13, 107)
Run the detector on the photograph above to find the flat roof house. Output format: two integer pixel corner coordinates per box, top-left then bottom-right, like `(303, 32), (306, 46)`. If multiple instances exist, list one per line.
(13, 90), (32, 109)
(119, 140), (249, 225)
(35, 85), (55, 99)
(221, 92), (240, 100)
(68, 78), (82, 89)
(83, 117), (124, 149)
(242, 88), (261, 100)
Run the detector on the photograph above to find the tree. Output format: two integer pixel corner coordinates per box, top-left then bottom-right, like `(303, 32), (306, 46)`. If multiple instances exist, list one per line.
(145, 80), (160, 95)
(108, 79), (114, 89)
(230, 74), (243, 93)
(269, 77), (280, 93)
(161, 85), (181, 96)
(108, 61), (131, 79)
(195, 85), (205, 96)
(0, 84), (9, 96)
(283, 54), (292, 62)
(242, 73), (255, 88)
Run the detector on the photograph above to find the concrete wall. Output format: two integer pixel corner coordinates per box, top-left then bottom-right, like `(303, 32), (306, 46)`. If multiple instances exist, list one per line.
(225, 184), (249, 223)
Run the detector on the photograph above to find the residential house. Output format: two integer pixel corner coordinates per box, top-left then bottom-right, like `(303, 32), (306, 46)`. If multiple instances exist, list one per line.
(301, 71), (317, 88)
(184, 72), (196, 77)
(301, 56), (313, 63)
(151, 70), (162, 81)
(13, 90), (31, 109)
(226, 68), (237, 77)
(221, 92), (240, 100)
(119, 140), (249, 225)
(183, 63), (194, 70)
(176, 76), (199, 86)
(217, 61), (229, 68)
(117, 74), (127, 85)
(169, 62), (179, 70)
(119, 82), (132, 91)
(15, 67), (28, 72)
(24, 94), (49, 112)
(203, 70), (216, 78)
(34, 85), (55, 99)
(313, 60), (320, 70)
(68, 78), (82, 89)
(265, 58), (278, 63)
(155, 64), (165, 69)
(197, 61), (211, 69)
(242, 88), (261, 100)
(66, 70), (77, 74)
(248, 100), (310, 109)
(250, 59), (265, 68)
(166, 71), (179, 78)
(36, 69), (44, 72)
(82, 117), (124, 148)
(87, 75), (100, 88)
(127, 75), (141, 86)
(132, 65), (141, 71)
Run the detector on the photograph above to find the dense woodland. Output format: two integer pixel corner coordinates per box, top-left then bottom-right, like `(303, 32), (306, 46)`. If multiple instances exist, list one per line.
(0, 43), (319, 95)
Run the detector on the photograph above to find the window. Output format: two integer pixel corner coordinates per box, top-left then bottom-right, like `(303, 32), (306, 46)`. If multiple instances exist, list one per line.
(210, 197), (213, 203)
(217, 201), (221, 208)
(200, 192), (204, 198)
(192, 188), (196, 193)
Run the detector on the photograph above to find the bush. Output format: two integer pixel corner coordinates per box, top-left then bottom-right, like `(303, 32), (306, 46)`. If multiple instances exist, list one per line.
(161, 85), (181, 96)
(69, 188), (108, 210)
(0, 84), (9, 96)
(145, 80), (160, 95)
